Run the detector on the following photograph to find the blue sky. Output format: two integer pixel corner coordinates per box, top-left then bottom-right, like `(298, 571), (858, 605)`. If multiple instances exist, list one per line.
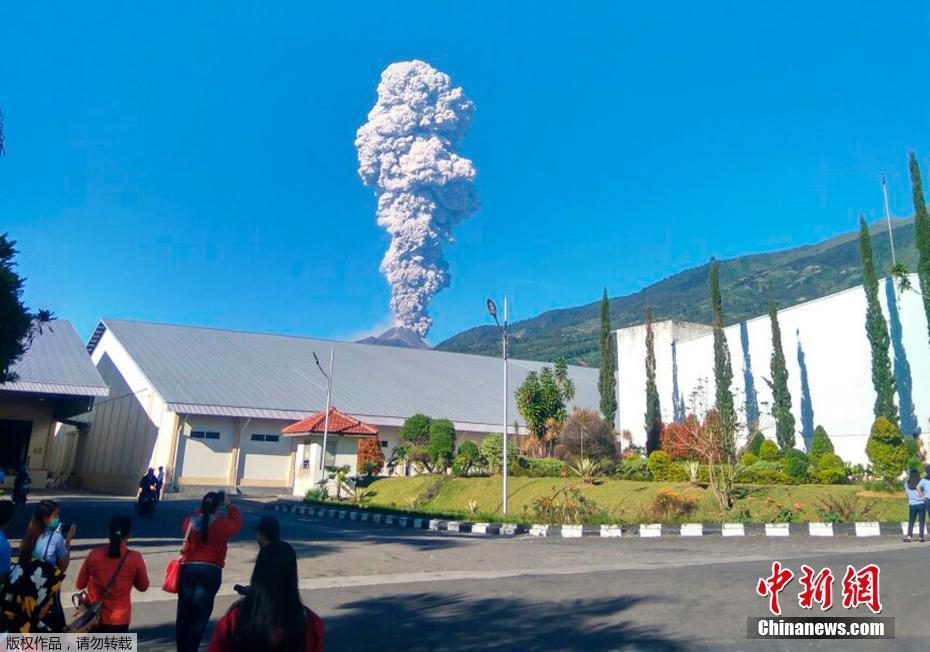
(2, 3), (929, 344)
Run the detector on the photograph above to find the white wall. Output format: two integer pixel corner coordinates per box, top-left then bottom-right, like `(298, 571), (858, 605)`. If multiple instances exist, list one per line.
(238, 419), (295, 483)
(616, 276), (930, 464)
(616, 321), (713, 443)
(176, 416), (234, 482)
(76, 328), (167, 493)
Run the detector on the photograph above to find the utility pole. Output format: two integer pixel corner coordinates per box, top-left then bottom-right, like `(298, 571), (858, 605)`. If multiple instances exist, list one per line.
(487, 297), (509, 514)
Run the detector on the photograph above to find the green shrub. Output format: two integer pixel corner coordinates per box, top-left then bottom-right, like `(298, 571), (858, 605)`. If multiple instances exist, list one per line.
(746, 431), (766, 456)
(427, 419), (457, 471)
(515, 457), (566, 478)
(735, 460), (795, 485)
(616, 457), (649, 480)
(647, 451), (672, 481)
(399, 413), (432, 446)
(815, 494), (874, 522)
(866, 417), (908, 481)
(758, 439), (780, 461)
(815, 453), (847, 484)
(452, 440), (482, 477)
(532, 485), (605, 524)
(739, 452), (759, 466)
(808, 426), (834, 465)
(647, 487), (699, 522)
(479, 433), (519, 474)
(782, 449), (810, 482)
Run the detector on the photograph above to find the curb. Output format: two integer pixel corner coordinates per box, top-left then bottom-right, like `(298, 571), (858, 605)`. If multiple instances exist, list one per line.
(270, 503), (911, 539)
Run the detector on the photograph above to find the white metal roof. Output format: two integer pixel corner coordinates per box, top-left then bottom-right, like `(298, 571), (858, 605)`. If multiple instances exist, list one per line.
(2, 321), (109, 397)
(89, 319), (601, 428)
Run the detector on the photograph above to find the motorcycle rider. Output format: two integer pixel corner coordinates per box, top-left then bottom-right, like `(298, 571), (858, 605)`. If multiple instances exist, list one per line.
(137, 468), (158, 517)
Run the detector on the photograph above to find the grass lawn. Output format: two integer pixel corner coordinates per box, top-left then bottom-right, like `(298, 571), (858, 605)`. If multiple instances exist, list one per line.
(358, 476), (906, 524)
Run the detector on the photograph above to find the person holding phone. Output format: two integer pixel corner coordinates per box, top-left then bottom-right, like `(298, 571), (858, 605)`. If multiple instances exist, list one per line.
(176, 491), (241, 652)
(18, 500), (75, 631)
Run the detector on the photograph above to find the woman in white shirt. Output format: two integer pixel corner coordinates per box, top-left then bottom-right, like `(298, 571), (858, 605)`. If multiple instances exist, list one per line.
(904, 470), (925, 543)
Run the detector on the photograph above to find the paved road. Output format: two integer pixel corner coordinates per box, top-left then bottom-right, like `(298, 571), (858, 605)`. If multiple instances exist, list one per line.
(7, 494), (929, 651)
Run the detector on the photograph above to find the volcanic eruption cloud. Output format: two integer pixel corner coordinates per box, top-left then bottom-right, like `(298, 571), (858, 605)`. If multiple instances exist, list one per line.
(355, 60), (479, 339)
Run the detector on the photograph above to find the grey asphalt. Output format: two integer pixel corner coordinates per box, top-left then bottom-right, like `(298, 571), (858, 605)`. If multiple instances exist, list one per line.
(8, 493), (928, 651)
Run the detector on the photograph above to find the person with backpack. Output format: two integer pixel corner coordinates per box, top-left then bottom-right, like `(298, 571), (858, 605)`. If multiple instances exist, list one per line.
(176, 491), (241, 652)
(73, 515), (150, 633)
(1, 500), (74, 632)
(208, 540), (323, 652)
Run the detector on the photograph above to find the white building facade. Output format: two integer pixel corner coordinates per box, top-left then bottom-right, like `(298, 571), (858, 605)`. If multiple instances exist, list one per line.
(616, 275), (930, 464)
(76, 319), (600, 496)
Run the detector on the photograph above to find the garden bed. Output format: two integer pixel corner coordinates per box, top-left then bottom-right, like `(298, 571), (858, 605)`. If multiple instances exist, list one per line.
(340, 476), (904, 524)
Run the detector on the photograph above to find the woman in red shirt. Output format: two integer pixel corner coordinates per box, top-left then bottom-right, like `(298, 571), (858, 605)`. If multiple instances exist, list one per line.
(176, 491), (242, 652)
(208, 539), (324, 652)
(75, 515), (150, 632)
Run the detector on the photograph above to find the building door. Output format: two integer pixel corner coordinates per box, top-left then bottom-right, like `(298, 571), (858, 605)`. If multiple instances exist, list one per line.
(0, 420), (32, 471)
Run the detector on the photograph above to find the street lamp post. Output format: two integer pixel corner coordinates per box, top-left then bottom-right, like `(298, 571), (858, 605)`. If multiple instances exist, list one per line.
(487, 297), (509, 514)
(313, 348), (335, 472)
(881, 174), (897, 265)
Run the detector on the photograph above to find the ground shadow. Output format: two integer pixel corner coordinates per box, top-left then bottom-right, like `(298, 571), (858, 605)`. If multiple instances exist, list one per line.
(795, 330), (815, 450)
(322, 592), (696, 651)
(885, 279), (919, 436)
(739, 322), (759, 427)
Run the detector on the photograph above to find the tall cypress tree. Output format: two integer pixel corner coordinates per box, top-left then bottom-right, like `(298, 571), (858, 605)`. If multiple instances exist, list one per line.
(858, 216), (898, 425)
(765, 300), (795, 449)
(643, 305), (662, 453)
(598, 288), (617, 424)
(909, 152), (930, 344)
(709, 259), (735, 433)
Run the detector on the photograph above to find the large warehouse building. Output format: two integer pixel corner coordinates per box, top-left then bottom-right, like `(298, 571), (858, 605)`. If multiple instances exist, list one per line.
(76, 319), (600, 495)
(616, 274), (930, 464)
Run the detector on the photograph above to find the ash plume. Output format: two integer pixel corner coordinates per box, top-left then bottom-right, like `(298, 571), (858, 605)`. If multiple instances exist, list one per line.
(355, 60), (479, 338)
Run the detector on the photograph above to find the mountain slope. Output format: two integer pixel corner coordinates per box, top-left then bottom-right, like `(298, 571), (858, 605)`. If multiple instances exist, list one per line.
(435, 219), (918, 365)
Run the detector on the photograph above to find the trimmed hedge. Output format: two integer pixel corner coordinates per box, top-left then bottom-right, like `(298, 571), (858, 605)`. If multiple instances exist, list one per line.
(815, 453), (847, 484)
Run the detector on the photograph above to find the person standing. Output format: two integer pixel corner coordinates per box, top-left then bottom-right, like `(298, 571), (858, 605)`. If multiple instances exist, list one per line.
(207, 540), (324, 652)
(0, 500), (14, 585)
(75, 515), (150, 633)
(18, 500), (75, 631)
(155, 467), (165, 501)
(13, 463), (31, 508)
(176, 492), (241, 652)
(904, 470), (925, 542)
(256, 515), (280, 548)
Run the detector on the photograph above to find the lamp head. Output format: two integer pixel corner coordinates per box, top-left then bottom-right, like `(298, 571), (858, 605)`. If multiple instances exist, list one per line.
(486, 298), (498, 318)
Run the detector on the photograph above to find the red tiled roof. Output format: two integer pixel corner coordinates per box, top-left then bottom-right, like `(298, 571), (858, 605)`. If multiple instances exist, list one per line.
(282, 407), (379, 436)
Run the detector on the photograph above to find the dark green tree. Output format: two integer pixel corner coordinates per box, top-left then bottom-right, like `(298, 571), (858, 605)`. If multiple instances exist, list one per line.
(1, 234), (51, 382)
(764, 300), (795, 449)
(909, 152), (930, 344)
(598, 288), (617, 423)
(515, 356), (576, 454)
(643, 305), (662, 453)
(808, 425), (834, 466)
(398, 413), (432, 446)
(427, 419), (457, 471)
(858, 216), (898, 425)
(709, 259), (735, 437)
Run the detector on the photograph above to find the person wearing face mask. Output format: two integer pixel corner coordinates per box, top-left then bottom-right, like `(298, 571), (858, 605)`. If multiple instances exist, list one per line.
(9, 500), (76, 631)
